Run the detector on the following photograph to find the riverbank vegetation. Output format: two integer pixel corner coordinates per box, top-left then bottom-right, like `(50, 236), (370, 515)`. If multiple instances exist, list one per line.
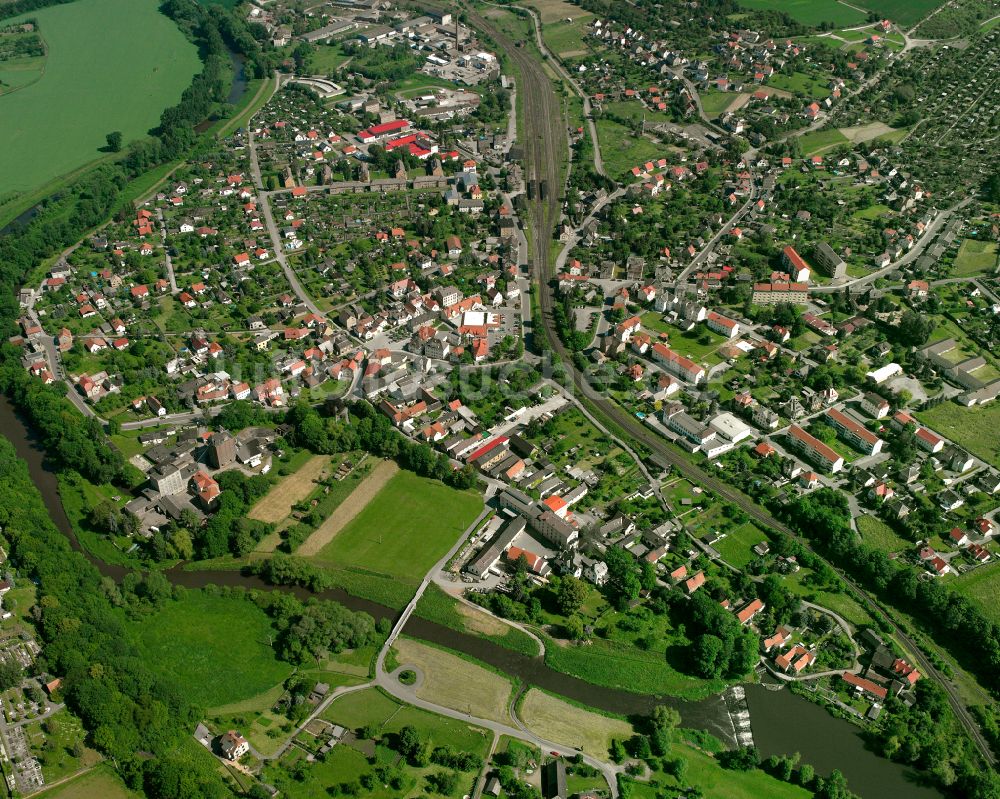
(260, 686), (489, 799)
(782, 488), (1000, 797)
(413, 583), (541, 657)
(0, 437), (234, 797)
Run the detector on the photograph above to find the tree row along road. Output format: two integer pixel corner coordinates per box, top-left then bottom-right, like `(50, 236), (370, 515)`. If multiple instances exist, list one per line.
(460, 0), (997, 770)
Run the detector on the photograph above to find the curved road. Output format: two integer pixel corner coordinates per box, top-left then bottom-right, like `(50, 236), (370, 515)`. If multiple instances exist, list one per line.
(477, 0), (997, 771)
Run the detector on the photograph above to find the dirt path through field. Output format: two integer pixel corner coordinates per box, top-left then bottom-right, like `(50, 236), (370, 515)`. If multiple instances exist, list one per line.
(248, 455), (329, 524)
(297, 460), (399, 556)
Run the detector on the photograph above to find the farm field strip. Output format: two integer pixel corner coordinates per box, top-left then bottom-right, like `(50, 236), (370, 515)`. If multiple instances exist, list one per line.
(248, 454), (330, 523)
(296, 459), (399, 556)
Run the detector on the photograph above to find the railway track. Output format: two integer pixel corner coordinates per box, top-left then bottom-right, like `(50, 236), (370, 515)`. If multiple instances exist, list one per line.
(461, 0), (996, 770)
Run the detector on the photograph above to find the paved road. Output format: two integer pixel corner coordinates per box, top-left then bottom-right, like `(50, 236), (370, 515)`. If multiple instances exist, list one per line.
(810, 197), (970, 293)
(675, 187), (758, 284)
(498, 0), (998, 769)
(369, 502), (623, 795)
(245, 79), (323, 318)
(157, 208), (179, 294)
(511, 2), (608, 178)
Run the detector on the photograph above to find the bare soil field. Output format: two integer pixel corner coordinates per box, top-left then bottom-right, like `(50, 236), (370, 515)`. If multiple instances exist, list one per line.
(248, 455), (329, 524)
(295, 460), (399, 556)
(840, 121), (895, 142)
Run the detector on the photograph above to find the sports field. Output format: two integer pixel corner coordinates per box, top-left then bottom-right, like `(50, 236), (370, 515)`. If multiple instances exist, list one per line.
(312, 470), (482, 584)
(0, 0), (200, 196)
(131, 592), (293, 708)
(736, 0), (866, 27)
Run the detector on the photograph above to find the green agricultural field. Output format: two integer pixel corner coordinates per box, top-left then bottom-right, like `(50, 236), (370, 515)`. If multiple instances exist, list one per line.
(737, 0), (865, 27)
(917, 402), (1000, 467)
(850, 0), (944, 27)
(954, 564), (1000, 626)
(130, 592), (293, 708)
(952, 239), (999, 276)
(313, 471), (482, 600)
(798, 128), (850, 156)
(0, 0), (200, 197)
(857, 515), (911, 553)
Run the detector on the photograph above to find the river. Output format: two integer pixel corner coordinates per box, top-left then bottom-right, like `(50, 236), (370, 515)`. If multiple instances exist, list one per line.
(0, 395), (940, 798)
(195, 50), (249, 134)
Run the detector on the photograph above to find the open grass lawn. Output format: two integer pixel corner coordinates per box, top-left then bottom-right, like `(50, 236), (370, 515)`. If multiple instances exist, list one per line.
(954, 564), (1000, 626)
(519, 689), (631, 759)
(543, 630), (725, 700)
(541, 14), (594, 55)
(310, 43), (351, 74)
(917, 401), (1000, 467)
(714, 522), (771, 568)
(798, 128), (850, 156)
(736, 0), (866, 26)
(34, 766), (139, 799)
(595, 118), (664, 181)
(392, 637), (513, 723)
(952, 239), (999, 276)
(856, 514), (911, 553)
(0, 54), (45, 93)
(852, 203), (891, 221)
(640, 311), (674, 335)
(699, 89), (738, 116)
(0, 0), (200, 196)
(783, 569), (873, 627)
(768, 70), (829, 98)
(669, 326), (727, 363)
(130, 592), (293, 709)
(313, 470), (481, 592)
